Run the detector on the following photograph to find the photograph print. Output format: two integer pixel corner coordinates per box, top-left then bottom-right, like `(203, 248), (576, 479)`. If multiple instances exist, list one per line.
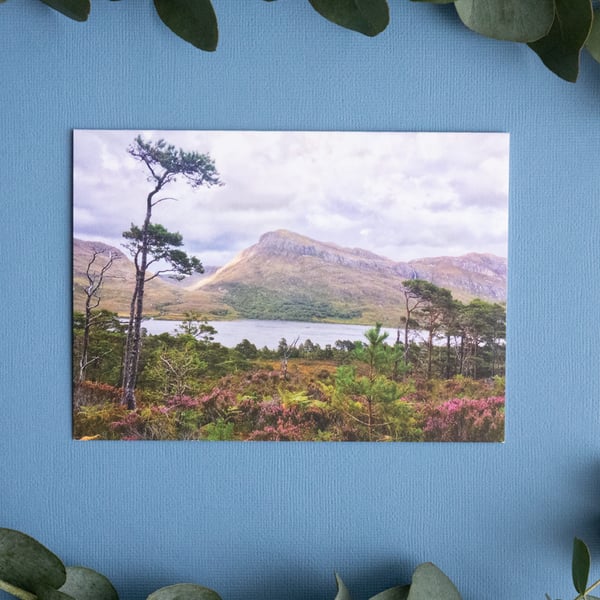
(73, 129), (508, 442)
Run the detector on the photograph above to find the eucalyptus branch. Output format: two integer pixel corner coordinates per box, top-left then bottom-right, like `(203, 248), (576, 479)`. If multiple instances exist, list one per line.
(576, 578), (600, 599)
(25, 0), (599, 84)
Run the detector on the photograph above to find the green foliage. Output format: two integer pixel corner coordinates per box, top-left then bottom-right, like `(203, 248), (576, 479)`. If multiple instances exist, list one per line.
(176, 312), (217, 342)
(0, 529), (66, 599)
(153, 0), (218, 52)
(143, 341), (207, 399)
(127, 136), (222, 190)
(73, 315), (125, 387)
(528, 0), (593, 82)
(120, 135), (222, 410)
(39, 0), (89, 21)
(572, 538), (591, 595)
(201, 418), (235, 440)
(59, 567), (118, 600)
(123, 223), (203, 279)
(333, 573), (351, 600)
(26, 0), (600, 82)
(406, 563), (461, 600)
(547, 538), (600, 600)
(147, 584), (222, 600)
(586, 10), (600, 61)
(223, 283), (362, 322)
(0, 529), (471, 600)
(369, 585), (409, 599)
(334, 563), (460, 600)
(453, 0), (554, 42)
(308, 0), (390, 37)
(73, 307), (504, 441)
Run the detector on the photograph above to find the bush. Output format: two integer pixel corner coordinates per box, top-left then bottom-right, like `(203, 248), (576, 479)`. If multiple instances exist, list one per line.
(73, 402), (128, 440)
(73, 381), (121, 408)
(423, 396), (504, 442)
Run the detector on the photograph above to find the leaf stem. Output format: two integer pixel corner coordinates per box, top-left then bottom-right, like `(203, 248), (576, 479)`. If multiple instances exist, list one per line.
(576, 577), (600, 599)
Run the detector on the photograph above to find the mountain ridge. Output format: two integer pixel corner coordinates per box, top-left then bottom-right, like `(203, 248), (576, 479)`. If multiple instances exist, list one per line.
(193, 229), (506, 301)
(73, 230), (506, 324)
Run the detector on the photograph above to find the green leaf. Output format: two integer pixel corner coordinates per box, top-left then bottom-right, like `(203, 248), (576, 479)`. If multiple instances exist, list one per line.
(572, 537), (591, 595)
(334, 573), (352, 600)
(59, 567), (119, 600)
(33, 584), (76, 600)
(585, 10), (600, 63)
(528, 0), (593, 82)
(0, 529), (66, 596)
(370, 584), (411, 600)
(147, 584), (222, 600)
(308, 0), (390, 37)
(0, 579), (37, 600)
(453, 0), (554, 42)
(153, 0), (218, 52)
(39, 0), (90, 22)
(407, 563), (461, 600)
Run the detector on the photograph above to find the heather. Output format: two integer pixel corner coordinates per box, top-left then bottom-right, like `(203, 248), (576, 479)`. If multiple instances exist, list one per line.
(72, 135), (506, 442)
(73, 313), (504, 441)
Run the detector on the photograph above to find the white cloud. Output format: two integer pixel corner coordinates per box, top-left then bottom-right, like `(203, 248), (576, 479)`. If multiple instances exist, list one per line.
(73, 130), (509, 265)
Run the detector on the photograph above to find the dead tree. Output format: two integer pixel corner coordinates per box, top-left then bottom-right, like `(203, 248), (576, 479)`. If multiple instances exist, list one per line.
(77, 248), (119, 383)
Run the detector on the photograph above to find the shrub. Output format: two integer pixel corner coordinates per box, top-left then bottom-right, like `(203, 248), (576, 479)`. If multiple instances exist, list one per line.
(73, 402), (128, 440)
(109, 405), (177, 440)
(73, 381), (121, 408)
(423, 396), (504, 442)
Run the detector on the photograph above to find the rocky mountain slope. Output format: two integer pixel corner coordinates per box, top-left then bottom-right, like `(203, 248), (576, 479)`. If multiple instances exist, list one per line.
(73, 231), (506, 325)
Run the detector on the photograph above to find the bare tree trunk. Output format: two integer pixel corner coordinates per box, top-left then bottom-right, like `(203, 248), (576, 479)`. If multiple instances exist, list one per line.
(279, 336), (299, 381)
(79, 249), (116, 383)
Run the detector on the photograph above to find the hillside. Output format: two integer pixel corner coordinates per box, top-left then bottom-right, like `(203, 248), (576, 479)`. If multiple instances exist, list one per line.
(73, 231), (506, 325)
(72, 239), (224, 317)
(191, 230), (506, 324)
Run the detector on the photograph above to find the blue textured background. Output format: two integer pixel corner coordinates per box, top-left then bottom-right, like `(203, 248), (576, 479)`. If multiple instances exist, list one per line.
(1, 2), (600, 599)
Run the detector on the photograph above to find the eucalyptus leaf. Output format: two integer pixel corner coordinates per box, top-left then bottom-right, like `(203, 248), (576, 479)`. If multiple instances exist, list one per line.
(369, 584), (411, 600)
(153, 0), (218, 52)
(0, 529), (66, 595)
(33, 583), (76, 600)
(59, 567), (119, 600)
(334, 573), (352, 600)
(528, 0), (593, 82)
(571, 537), (591, 595)
(585, 10), (600, 63)
(308, 0), (390, 37)
(147, 583), (222, 600)
(407, 563), (461, 600)
(453, 0), (554, 42)
(0, 579), (37, 600)
(39, 0), (90, 22)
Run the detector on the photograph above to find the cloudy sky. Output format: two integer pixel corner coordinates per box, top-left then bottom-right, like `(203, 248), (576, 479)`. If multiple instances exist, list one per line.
(73, 129), (509, 267)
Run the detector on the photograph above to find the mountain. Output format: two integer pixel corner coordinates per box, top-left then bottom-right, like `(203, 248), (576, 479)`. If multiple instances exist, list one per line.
(72, 239), (223, 317)
(73, 231), (506, 325)
(408, 253), (506, 303)
(190, 230), (506, 325)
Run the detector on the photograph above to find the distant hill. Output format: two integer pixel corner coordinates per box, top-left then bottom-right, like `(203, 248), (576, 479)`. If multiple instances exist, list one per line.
(73, 231), (506, 325)
(72, 239), (223, 317)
